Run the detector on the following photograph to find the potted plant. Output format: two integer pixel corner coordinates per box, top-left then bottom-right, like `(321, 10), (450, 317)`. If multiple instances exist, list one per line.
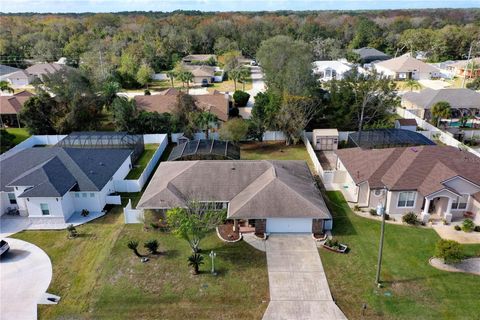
(81, 209), (90, 217)
(66, 224), (78, 239)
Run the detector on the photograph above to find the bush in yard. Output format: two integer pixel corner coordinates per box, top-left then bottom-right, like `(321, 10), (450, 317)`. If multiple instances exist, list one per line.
(369, 209), (377, 216)
(461, 219), (474, 232)
(144, 239), (159, 254)
(66, 224), (78, 238)
(81, 209), (89, 217)
(144, 89), (151, 95)
(435, 239), (464, 264)
(474, 226), (480, 232)
(188, 253), (204, 275)
(402, 212), (418, 225)
(353, 205), (360, 212)
(454, 225), (461, 231)
(127, 240), (142, 257)
(233, 90), (250, 107)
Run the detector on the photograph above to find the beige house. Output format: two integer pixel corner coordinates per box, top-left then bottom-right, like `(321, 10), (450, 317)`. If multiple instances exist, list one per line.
(183, 65), (216, 84)
(374, 55), (440, 80)
(402, 88), (480, 120)
(335, 146), (480, 224)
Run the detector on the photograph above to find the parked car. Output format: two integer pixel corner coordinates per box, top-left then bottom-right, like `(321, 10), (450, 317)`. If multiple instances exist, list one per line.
(201, 79), (209, 87)
(0, 240), (10, 257)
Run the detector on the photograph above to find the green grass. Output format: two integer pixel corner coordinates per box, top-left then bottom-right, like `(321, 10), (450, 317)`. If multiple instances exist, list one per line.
(13, 207), (268, 319)
(321, 191), (480, 320)
(125, 144), (160, 179)
(6, 127), (30, 145)
(240, 141), (314, 172)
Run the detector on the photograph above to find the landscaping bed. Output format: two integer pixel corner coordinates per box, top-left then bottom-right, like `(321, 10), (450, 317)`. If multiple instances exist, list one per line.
(217, 223), (241, 242)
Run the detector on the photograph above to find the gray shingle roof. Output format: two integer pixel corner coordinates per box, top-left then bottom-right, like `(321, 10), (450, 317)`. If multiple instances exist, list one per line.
(0, 64), (22, 77)
(402, 88), (480, 109)
(1, 147), (132, 196)
(137, 160), (331, 220)
(353, 47), (390, 61)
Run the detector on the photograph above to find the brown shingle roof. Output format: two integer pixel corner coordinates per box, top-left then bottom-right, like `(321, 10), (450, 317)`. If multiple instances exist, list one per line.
(0, 91), (34, 115)
(375, 56), (439, 73)
(134, 91), (229, 122)
(25, 63), (66, 77)
(137, 160), (331, 220)
(336, 146), (480, 196)
(402, 88), (480, 109)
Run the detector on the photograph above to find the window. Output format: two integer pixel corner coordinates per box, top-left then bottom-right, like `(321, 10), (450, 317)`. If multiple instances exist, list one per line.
(8, 193), (17, 204)
(397, 191), (416, 208)
(75, 193), (80, 198)
(90, 193), (95, 198)
(40, 203), (50, 215)
(82, 193), (87, 198)
(452, 195), (468, 210)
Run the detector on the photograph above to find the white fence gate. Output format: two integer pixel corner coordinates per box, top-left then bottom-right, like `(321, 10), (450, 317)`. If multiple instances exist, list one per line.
(124, 199), (144, 224)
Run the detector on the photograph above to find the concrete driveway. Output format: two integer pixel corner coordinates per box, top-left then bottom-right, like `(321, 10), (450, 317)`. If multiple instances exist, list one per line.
(263, 234), (346, 320)
(240, 66), (266, 119)
(0, 216), (31, 238)
(1, 238), (54, 320)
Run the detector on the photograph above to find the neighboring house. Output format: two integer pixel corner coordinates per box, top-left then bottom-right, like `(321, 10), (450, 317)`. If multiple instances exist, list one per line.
(335, 145), (480, 223)
(353, 47), (390, 64)
(184, 65), (216, 84)
(394, 118), (417, 131)
(0, 65), (34, 87)
(137, 160), (333, 234)
(448, 57), (480, 79)
(0, 65), (22, 79)
(0, 91), (34, 127)
(313, 60), (353, 81)
(134, 88), (229, 122)
(0, 147), (133, 223)
(182, 54), (217, 65)
(402, 88), (480, 120)
(25, 62), (68, 82)
(374, 55), (440, 80)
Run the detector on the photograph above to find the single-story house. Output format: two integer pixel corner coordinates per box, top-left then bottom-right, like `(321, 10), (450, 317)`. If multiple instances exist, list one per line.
(448, 57), (480, 79)
(182, 54), (217, 65)
(184, 65), (216, 84)
(0, 64), (22, 79)
(353, 47), (390, 64)
(0, 91), (34, 127)
(374, 55), (440, 80)
(313, 60), (353, 81)
(0, 65), (34, 87)
(335, 145), (480, 223)
(134, 88), (229, 122)
(0, 146), (133, 223)
(137, 160), (333, 234)
(25, 62), (68, 82)
(394, 118), (417, 131)
(402, 88), (480, 120)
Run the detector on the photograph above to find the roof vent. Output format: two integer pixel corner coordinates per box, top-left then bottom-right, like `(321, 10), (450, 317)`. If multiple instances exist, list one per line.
(231, 167), (236, 170)
(89, 170), (95, 174)
(99, 162), (105, 166)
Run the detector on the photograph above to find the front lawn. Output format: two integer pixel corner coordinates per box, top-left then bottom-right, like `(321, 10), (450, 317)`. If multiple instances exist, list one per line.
(125, 144), (159, 179)
(12, 206), (268, 319)
(240, 141), (314, 172)
(321, 191), (480, 320)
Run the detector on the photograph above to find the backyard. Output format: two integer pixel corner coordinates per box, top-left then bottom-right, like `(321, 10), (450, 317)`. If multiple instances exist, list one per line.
(125, 144), (160, 179)
(1, 128), (31, 153)
(321, 191), (480, 320)
(12, 205), (268, 319)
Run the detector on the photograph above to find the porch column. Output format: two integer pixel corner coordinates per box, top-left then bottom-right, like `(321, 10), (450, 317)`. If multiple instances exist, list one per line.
(421, 198), (431, 224)
(233, 219), (238, 232)
(445, 197), (453, 223)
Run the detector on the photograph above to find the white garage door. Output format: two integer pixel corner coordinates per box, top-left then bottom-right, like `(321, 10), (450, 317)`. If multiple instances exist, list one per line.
(266, 218), (312, 233)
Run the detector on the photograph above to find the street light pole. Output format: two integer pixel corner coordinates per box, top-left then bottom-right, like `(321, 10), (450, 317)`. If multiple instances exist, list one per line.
(375, 187), (388, 285)
(209, 250), (217, 275)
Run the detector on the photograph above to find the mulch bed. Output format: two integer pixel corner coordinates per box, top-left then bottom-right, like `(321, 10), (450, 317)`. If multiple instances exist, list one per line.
(218, 223), (240, 241)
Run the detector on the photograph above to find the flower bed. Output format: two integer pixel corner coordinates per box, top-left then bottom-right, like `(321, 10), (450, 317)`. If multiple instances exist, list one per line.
(216, 224), (242, 243)
(323, 238), (348, 253)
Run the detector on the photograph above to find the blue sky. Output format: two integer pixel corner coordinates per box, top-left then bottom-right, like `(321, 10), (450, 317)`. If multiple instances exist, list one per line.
(1, 0), (479, 13)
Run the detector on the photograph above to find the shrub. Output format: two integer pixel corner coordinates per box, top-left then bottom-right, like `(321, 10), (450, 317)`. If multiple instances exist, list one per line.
(144, 239), (159, 254)
(127, 240), (142, 257)
(188, 253), (204, 275)
(461, 219), (475, 232)
(325, 238), (340, 249)
(229, 107), (240, 117)
(369, 209), (377, 216)
(66, 224), (78, 238)
(353, 205), (360, 212)
(454, 225), (461, 231)
(81, 209), (89, 217)
(384, 213), (390, 221)
(144, 89), (151, 95)
(402, 212), (418, 225)
(435, 239), (464, 264)
(233, 90), (250, 107)
(474, 226), (480, 232)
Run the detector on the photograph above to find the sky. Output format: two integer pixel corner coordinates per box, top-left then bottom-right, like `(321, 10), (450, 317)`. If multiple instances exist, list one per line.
(1, 0), (479, 13)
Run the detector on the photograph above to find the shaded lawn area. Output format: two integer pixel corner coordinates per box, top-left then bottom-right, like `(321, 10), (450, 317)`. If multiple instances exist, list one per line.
(6, 127), (30, 144)
(125, 144), (160, 179)
(12, 206), (268, 319)
(321, 191), (480, 320)
(240, 141), (314, 172)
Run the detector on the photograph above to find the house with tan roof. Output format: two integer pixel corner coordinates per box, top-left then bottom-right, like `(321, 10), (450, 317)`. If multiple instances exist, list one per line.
(25, 62), (69, 82)
(374, 55), (440, 80)
(137, 160), (332, 234)
(183, 65), (216, 84)
(335, 145), (480, 224)
(182, 54), (217, 65)
(0, 91), (34, 127)
(402, 88), (480, 120)
(134, 88), (229, 122)
(448, 57), (480, 79)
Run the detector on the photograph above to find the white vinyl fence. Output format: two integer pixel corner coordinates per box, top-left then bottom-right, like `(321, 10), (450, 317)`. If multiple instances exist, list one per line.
(396, 107), (480, 157)
(113, 134), (168, 192)
(0, 134), (67, 160)
(302, 133), (336, 190)
(171, 130), (286, 143)
(123, 199), (144, 224)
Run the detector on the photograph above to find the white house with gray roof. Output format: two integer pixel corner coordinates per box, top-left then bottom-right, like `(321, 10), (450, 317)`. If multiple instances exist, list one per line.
(0, 147), (133, 224)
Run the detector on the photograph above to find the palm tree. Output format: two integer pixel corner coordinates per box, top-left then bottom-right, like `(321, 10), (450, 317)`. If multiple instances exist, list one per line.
(405, 79), (421, 92)
(195, 111), (218, 139)
(166, 70), (176, 88)
(127, 240), (142, 257)
(0, 81), (14, 94)
(431, 101), (451, 128)
(144, 239), (159, 254)
(239, 67), (250, 91)
(229, 67), (242, 91)
(188, 253), (204, 275)
(178, 71), (194, 94)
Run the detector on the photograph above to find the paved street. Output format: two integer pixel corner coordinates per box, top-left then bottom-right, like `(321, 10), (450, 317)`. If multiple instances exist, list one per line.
(262, 234), (346, 320)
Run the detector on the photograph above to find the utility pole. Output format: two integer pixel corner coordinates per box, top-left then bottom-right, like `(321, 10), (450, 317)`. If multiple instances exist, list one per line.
(375, 187), (388, 285)
(461, 42), (473, 89)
